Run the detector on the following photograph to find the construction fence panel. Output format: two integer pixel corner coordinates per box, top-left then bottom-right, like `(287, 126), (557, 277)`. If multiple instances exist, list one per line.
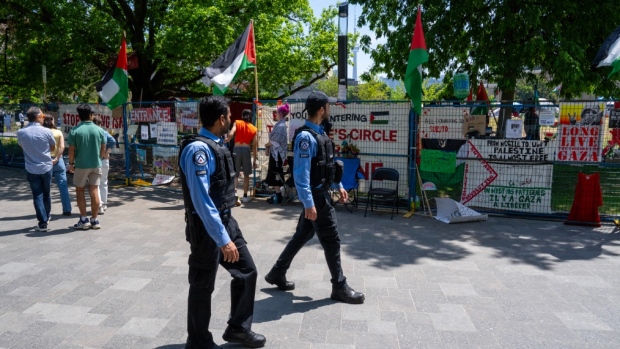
(123, 101), (186, 186)
(418, 100), (620, 220)
(256, 100), (413, 205)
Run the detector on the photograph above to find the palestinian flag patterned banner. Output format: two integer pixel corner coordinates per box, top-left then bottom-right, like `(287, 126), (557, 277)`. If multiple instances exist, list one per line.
(96, 38), (128, 110)
(204, 22), (256, 95)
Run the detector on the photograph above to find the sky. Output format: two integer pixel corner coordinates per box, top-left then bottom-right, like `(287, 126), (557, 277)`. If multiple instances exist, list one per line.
(308, 1), (381, 80)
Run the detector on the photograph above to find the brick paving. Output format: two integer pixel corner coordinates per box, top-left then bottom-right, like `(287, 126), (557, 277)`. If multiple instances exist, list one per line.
(2, 166), (620, 348)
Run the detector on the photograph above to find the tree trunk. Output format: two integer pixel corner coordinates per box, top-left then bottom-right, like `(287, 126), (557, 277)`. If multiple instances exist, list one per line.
(497, 85), (516, 138)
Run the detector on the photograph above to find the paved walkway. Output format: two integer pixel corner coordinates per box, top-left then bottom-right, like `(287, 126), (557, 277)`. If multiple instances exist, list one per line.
(2, 166), (620, 348)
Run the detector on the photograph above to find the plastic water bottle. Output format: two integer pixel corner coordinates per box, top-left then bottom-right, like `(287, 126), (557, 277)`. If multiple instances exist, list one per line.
(273, 193), (278, 205)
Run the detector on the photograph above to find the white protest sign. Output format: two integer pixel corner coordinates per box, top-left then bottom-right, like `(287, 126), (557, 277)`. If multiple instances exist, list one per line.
(156, 122), (178, 145)
(140, 125), (149, 140)
(461, 140), (553, 214)
(59, 104), (120, 141)
(539, 108), (555, 126)
(419, 107), (468, 139)
(506, 119), (523, 138)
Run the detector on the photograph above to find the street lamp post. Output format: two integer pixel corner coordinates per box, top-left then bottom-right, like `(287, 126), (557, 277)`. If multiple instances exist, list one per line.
(338, 2), (349, 101)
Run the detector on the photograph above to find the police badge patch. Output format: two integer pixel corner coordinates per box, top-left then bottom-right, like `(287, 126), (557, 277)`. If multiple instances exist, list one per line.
(299, 140), (310, 151)
(193, 150), (207, 166)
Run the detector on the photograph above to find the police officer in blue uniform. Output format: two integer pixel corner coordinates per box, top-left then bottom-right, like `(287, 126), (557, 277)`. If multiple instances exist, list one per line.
(179, 96), (266, 348)
(264, 91), (365, 304)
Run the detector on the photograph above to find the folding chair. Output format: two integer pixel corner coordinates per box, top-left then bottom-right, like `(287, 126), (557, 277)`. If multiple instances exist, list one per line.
(364, 167), (399, 220)
(331, 157), (365, 212)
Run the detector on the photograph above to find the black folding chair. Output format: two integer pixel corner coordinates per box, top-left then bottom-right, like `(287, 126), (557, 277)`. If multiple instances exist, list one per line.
(364, 167), (399, 220)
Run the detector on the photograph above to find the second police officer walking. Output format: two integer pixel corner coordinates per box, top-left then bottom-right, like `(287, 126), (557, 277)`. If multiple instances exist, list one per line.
(179, 96), (266, 349)
(264, 90), (365, 304)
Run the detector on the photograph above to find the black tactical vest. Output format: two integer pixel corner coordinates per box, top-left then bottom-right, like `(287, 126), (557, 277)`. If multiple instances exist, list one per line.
(293, 125), (336, 190)
(179, 135), (237, 217)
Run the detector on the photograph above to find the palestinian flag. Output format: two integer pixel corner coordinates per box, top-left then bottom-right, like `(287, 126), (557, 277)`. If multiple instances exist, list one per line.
(370, 111), (389, 125)
(592, 25), (620, 78)
(204, 22), (256, 95)
(96, 38), (128, 109)
(404, 5), (428, 115)
(471, 82), (490, 115)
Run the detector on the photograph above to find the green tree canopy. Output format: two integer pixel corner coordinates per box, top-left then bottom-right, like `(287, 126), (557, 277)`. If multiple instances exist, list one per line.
(354, 74), (390, 100)
(1, 0), (344, 103)
(315, 74), (339, 97)
(350, 0), (620, 134)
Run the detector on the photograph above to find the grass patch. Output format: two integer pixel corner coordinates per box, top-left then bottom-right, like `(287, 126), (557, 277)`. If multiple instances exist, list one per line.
(419, 163), (620, 215)
(552, 164), (620, 215)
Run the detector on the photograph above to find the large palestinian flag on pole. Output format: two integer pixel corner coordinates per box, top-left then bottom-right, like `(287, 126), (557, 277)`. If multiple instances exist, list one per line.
(204, 22), (256, 95)
(404, 6), (428, 116)
(592, 25), (620, 79)
(96, 38), (128, 109)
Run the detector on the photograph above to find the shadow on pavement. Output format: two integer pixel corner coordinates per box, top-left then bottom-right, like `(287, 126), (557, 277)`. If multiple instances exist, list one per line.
(254, 288), (332, 323)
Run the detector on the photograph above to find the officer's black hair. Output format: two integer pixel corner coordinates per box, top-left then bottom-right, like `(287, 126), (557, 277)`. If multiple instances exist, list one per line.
(199, 95), (230, 127)
(77, 104), (94, 121)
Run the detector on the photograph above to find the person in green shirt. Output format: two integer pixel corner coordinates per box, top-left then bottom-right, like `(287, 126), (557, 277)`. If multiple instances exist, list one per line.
(67, 104), (106, 230)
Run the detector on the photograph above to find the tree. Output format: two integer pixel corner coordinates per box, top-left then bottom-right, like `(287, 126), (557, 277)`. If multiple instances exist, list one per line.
(350, 0), (620, 135)
(0, 1), (344, 103)
(389, 83), (406, 100)
(354, 75), (389, 100)
(315, 74), (338, 97)
(515, 78), (557, 102)
(422, 78), (448, 102)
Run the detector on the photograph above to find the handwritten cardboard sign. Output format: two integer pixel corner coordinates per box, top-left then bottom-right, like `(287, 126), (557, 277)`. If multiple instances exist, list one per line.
(462, 114), (487, 136)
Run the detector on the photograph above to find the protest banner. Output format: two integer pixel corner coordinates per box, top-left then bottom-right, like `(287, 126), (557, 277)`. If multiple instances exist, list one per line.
(461, 140), (553, 214)
(555, 125), (602, 162)
(130, 107), (171, 123)
(59, 104), (120, 140)
(257, 102), (411, 196)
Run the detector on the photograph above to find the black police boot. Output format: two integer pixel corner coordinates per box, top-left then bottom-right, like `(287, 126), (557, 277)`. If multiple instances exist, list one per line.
(222, 326), (266, 348)
(264, 269), (295, 291)
(331, 282), (365, 304)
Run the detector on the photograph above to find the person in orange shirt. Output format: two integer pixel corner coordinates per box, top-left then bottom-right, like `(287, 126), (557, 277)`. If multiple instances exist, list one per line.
(226, 109), (257, 204)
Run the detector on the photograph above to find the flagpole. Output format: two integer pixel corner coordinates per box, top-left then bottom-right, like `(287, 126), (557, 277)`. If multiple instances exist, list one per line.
(252, 20), (259, 102)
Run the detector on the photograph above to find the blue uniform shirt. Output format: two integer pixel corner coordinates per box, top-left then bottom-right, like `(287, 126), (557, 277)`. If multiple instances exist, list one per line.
(293, 121), (342, 209)
(104, 130), (116, 150)
(180, 128), (231, 248)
